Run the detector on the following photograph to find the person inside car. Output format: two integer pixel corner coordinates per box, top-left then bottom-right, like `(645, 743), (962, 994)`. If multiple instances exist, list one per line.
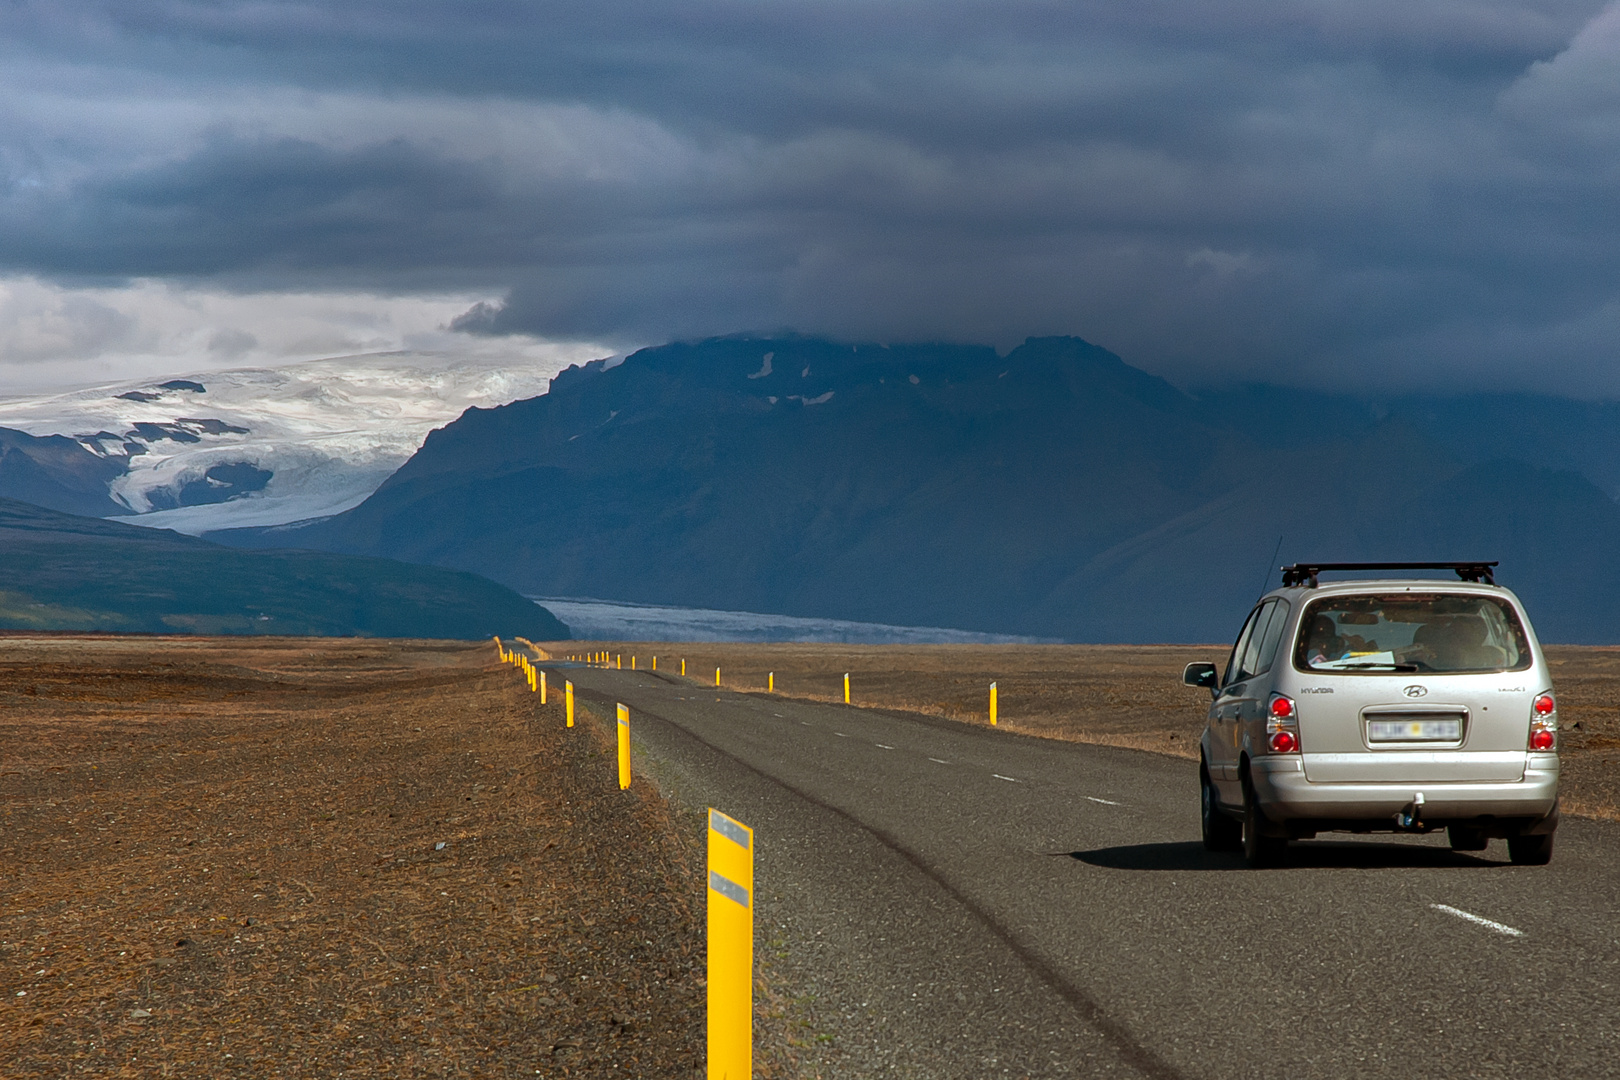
(1304, 615), (1347, 665)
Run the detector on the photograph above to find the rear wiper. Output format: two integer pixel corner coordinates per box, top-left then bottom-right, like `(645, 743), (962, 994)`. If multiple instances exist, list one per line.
(1333, 662), (1419, 672)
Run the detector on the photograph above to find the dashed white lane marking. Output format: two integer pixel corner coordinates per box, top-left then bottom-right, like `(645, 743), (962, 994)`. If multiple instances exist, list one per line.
(1085, 796), (1122, 806)
(928, 758), (950, 764)
(1430, 903), (1524, 938)
(801, 722), (812, 727)
(834, 732), (848, 738)
(875, 744), (895, 750)
(992, 774), (1022, 783)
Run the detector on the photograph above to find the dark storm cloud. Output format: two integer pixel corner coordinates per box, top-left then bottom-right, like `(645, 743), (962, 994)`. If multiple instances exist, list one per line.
(3, 0), (1620, 389)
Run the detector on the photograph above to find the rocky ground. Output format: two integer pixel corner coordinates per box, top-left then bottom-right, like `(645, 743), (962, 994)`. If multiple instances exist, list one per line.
(0, 635), (713, 1078)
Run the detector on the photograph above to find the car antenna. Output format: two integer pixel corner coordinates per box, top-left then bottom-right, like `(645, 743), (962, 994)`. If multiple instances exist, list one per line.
(1256, 535), (1284, 600)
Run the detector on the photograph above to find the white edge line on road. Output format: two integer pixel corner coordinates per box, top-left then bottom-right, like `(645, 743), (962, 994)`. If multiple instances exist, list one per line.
(875, 744), (894, 750)
(1085, 796), (1122, 806)
(1430, 903), (1524, 938)
(834, 732), (848, 737)
(992, 774), (1022, 783)
(928, 758), (949, 764)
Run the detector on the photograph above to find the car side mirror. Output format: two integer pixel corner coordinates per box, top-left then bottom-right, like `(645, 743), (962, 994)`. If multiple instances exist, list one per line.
(1183, 662), (1218, 695)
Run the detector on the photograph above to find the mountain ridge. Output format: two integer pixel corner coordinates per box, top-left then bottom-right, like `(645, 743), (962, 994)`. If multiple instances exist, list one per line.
(208, 333), (1620, 642)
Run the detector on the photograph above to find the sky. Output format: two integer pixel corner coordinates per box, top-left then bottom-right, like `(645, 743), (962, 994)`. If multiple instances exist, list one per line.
(2, 0), (1619, 395)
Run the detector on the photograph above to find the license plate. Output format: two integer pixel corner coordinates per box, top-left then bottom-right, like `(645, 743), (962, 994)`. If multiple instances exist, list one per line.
(1368, 718), (1462, 742)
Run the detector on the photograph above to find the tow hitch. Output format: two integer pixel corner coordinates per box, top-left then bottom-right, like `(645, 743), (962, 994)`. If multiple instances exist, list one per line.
(1395, 792), (1426, 831)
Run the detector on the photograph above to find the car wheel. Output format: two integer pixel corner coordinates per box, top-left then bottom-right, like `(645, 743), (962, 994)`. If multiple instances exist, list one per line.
(1507, 831), (1554, 866)
(1201, 767), (1241, 852)
(1447, 825), (1488, 852)
(1241, 781), (1286, 869)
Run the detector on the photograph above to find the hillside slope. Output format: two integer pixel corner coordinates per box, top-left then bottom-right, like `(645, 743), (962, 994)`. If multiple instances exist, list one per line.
(0, 427), (128, 517)
(0, 498), (567, 639)
(214, 335), (1620, 643)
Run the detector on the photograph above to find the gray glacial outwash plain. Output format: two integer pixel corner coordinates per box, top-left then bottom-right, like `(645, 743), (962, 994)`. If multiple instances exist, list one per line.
(532, 597), (1055, 645)
(556, 661), (1620, 1079)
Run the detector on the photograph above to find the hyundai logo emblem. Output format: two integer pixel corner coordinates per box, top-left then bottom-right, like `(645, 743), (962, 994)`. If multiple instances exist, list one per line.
(1403, 685), (1428, 698)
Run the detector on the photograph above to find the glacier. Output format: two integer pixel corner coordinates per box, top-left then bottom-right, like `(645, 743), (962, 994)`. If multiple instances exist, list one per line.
(0, 350), (602, 534)
(531, 597), (1055, 644)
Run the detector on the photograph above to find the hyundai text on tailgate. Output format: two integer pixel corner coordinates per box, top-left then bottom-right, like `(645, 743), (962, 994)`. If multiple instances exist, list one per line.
(1183, 562), (1559, 867)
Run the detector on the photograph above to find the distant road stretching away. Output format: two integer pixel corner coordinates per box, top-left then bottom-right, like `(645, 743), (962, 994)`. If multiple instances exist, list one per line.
(555, 663), (1620, 1079)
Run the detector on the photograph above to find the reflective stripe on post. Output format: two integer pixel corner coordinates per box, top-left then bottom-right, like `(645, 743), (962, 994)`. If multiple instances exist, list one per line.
(617, 703), (631, 790)
(707, 809), (753, 1080)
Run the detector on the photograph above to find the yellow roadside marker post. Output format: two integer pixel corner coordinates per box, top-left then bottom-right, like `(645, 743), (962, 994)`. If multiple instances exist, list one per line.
(566, 681), (575, 728)
(632, 656), (637, 670)
(652, 656), (657, 671)
(716, 667), (722, 688)
(617, 704), (631, 790)
(540, 670), (547, 704)
(707, 809), (754, 1080)
(844, 673), (851, 705)
(617, 654), (622, 670)
(682, 659), (687, 677)
(768, 672), (774, 693)
(990, 682), (998, 726)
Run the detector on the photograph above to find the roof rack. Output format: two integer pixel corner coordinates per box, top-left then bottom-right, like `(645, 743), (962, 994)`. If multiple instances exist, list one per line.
(1279, 562), (1498, 588)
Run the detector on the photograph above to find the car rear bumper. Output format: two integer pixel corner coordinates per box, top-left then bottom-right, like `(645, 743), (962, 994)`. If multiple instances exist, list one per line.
(1249, 753), (1559, 824)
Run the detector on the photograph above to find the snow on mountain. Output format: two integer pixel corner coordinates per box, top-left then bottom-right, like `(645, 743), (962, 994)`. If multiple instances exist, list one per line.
(0, 350), (601, 534)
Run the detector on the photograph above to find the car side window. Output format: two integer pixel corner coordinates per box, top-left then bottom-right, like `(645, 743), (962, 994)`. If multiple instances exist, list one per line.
(1237, 599), (1280, 683)
(1223, 604), (1266, 688)
(1252, 599), (1292, 677)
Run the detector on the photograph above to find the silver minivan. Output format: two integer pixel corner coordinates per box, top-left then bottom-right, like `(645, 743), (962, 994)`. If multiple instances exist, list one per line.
(1185, 562), (1559, 867)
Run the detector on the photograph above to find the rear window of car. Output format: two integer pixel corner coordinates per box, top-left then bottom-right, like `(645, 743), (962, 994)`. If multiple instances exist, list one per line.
(1293, 594), (1531, 674)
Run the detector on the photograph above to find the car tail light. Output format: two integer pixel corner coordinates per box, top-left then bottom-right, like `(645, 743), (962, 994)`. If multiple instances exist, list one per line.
(1266, 694), (1299, 752)
(1269, 730), (1299, 753)
(1529, 691), (1557, 752)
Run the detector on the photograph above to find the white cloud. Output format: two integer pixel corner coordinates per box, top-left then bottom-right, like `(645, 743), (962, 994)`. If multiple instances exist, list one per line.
(0, 276), (611, 393)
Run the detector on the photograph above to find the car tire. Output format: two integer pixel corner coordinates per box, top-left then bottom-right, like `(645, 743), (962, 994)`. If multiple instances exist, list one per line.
(1241, 780), (1286, 869)
(1507, 831), (1554, 866)
(1201, 767), (1241, 852)
(1447, 825), (1488, 852)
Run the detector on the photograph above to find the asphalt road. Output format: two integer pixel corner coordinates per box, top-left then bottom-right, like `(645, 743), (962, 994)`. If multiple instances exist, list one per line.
(549, 663), (1620, 1079)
